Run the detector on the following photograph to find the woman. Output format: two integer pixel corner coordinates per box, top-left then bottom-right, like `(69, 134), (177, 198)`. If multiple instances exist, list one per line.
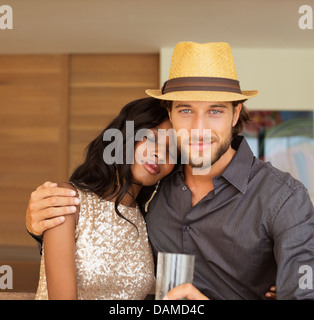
(35, 97), (175, 300)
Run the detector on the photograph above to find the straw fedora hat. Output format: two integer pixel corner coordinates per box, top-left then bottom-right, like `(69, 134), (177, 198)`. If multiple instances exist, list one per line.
(146, 41), (258, 102)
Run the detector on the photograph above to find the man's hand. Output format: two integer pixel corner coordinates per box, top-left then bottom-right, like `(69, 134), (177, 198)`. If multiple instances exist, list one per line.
(26, 181), (79, 236)
(163, 284), (277, 300)
(163, 283), (209, 300)
(265, 286), (277, 300)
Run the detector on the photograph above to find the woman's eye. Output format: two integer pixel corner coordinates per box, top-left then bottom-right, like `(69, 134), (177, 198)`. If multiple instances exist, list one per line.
(145, 135), (155, 142)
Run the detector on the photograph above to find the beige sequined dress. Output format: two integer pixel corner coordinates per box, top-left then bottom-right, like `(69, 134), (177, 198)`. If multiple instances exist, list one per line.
(35, 188), (155, 300)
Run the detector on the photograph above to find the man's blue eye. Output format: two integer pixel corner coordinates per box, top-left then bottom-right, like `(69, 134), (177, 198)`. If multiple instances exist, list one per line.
(180, 109), (191, 114)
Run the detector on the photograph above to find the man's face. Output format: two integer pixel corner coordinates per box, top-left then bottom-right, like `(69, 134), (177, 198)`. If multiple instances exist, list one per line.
(168, 101), (241, 170)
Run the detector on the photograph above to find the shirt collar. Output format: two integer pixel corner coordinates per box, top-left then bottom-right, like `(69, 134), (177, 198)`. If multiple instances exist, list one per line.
(220, 136), (254, 194)
(164, 136), (254, 194)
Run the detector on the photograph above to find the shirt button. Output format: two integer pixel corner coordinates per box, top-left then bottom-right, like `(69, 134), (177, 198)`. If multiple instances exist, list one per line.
(184, 226), (191, 231)
(182, 186), (187, 191)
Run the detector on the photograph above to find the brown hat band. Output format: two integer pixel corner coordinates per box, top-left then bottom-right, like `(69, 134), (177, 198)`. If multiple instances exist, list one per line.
(161, 77), (242, 94)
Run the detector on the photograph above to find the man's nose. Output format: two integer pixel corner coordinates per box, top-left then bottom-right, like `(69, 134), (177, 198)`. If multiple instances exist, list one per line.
(190, 115), (213, 141)
(192, 114), (207, 130)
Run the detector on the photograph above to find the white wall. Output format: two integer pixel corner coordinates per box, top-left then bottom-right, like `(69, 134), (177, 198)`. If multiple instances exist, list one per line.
(160, 46), (314, 203)
(160, 47), (314, 111)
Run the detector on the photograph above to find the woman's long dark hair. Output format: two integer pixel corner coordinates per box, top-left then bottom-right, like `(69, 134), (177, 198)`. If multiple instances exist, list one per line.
(70, 97), (169, 226)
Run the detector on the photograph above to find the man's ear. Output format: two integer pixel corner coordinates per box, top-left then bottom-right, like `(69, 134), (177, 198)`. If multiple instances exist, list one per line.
(232, 103), (242, 127)
(166, 101), (173, 123)
(167, 108), (172, 123)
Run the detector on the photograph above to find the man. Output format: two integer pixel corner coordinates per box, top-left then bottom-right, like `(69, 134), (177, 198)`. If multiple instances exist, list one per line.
(26, 42), (313, 299)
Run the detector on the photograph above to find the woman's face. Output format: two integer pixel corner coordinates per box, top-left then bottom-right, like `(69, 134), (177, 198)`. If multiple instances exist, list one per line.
(131, 119), (176, 186)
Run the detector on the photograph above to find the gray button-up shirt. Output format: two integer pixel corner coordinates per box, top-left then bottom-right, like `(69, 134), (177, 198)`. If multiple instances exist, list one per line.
(144, 136), (314, 300)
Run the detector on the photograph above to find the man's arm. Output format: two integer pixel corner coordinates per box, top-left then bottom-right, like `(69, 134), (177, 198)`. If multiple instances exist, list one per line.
(26, 181), (80, 237)
(272, 185), (314, 299)
(27, 229), (43, 254)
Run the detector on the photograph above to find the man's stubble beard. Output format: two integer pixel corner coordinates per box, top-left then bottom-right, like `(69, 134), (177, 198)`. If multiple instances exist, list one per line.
(181, 130), (233, 170)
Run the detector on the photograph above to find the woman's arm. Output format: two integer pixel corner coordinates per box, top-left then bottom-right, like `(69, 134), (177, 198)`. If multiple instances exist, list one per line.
(43, 182), (79, 300)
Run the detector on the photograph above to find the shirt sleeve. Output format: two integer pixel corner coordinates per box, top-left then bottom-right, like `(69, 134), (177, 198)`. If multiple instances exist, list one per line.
(271, 185), (314, 299)
(27, 229), (43, 255)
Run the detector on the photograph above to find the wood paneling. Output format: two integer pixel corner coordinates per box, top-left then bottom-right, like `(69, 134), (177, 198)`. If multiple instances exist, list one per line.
(0, 55), (69, 246)
(69, 54), (159, 174)
(0, 53), (159, 249)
